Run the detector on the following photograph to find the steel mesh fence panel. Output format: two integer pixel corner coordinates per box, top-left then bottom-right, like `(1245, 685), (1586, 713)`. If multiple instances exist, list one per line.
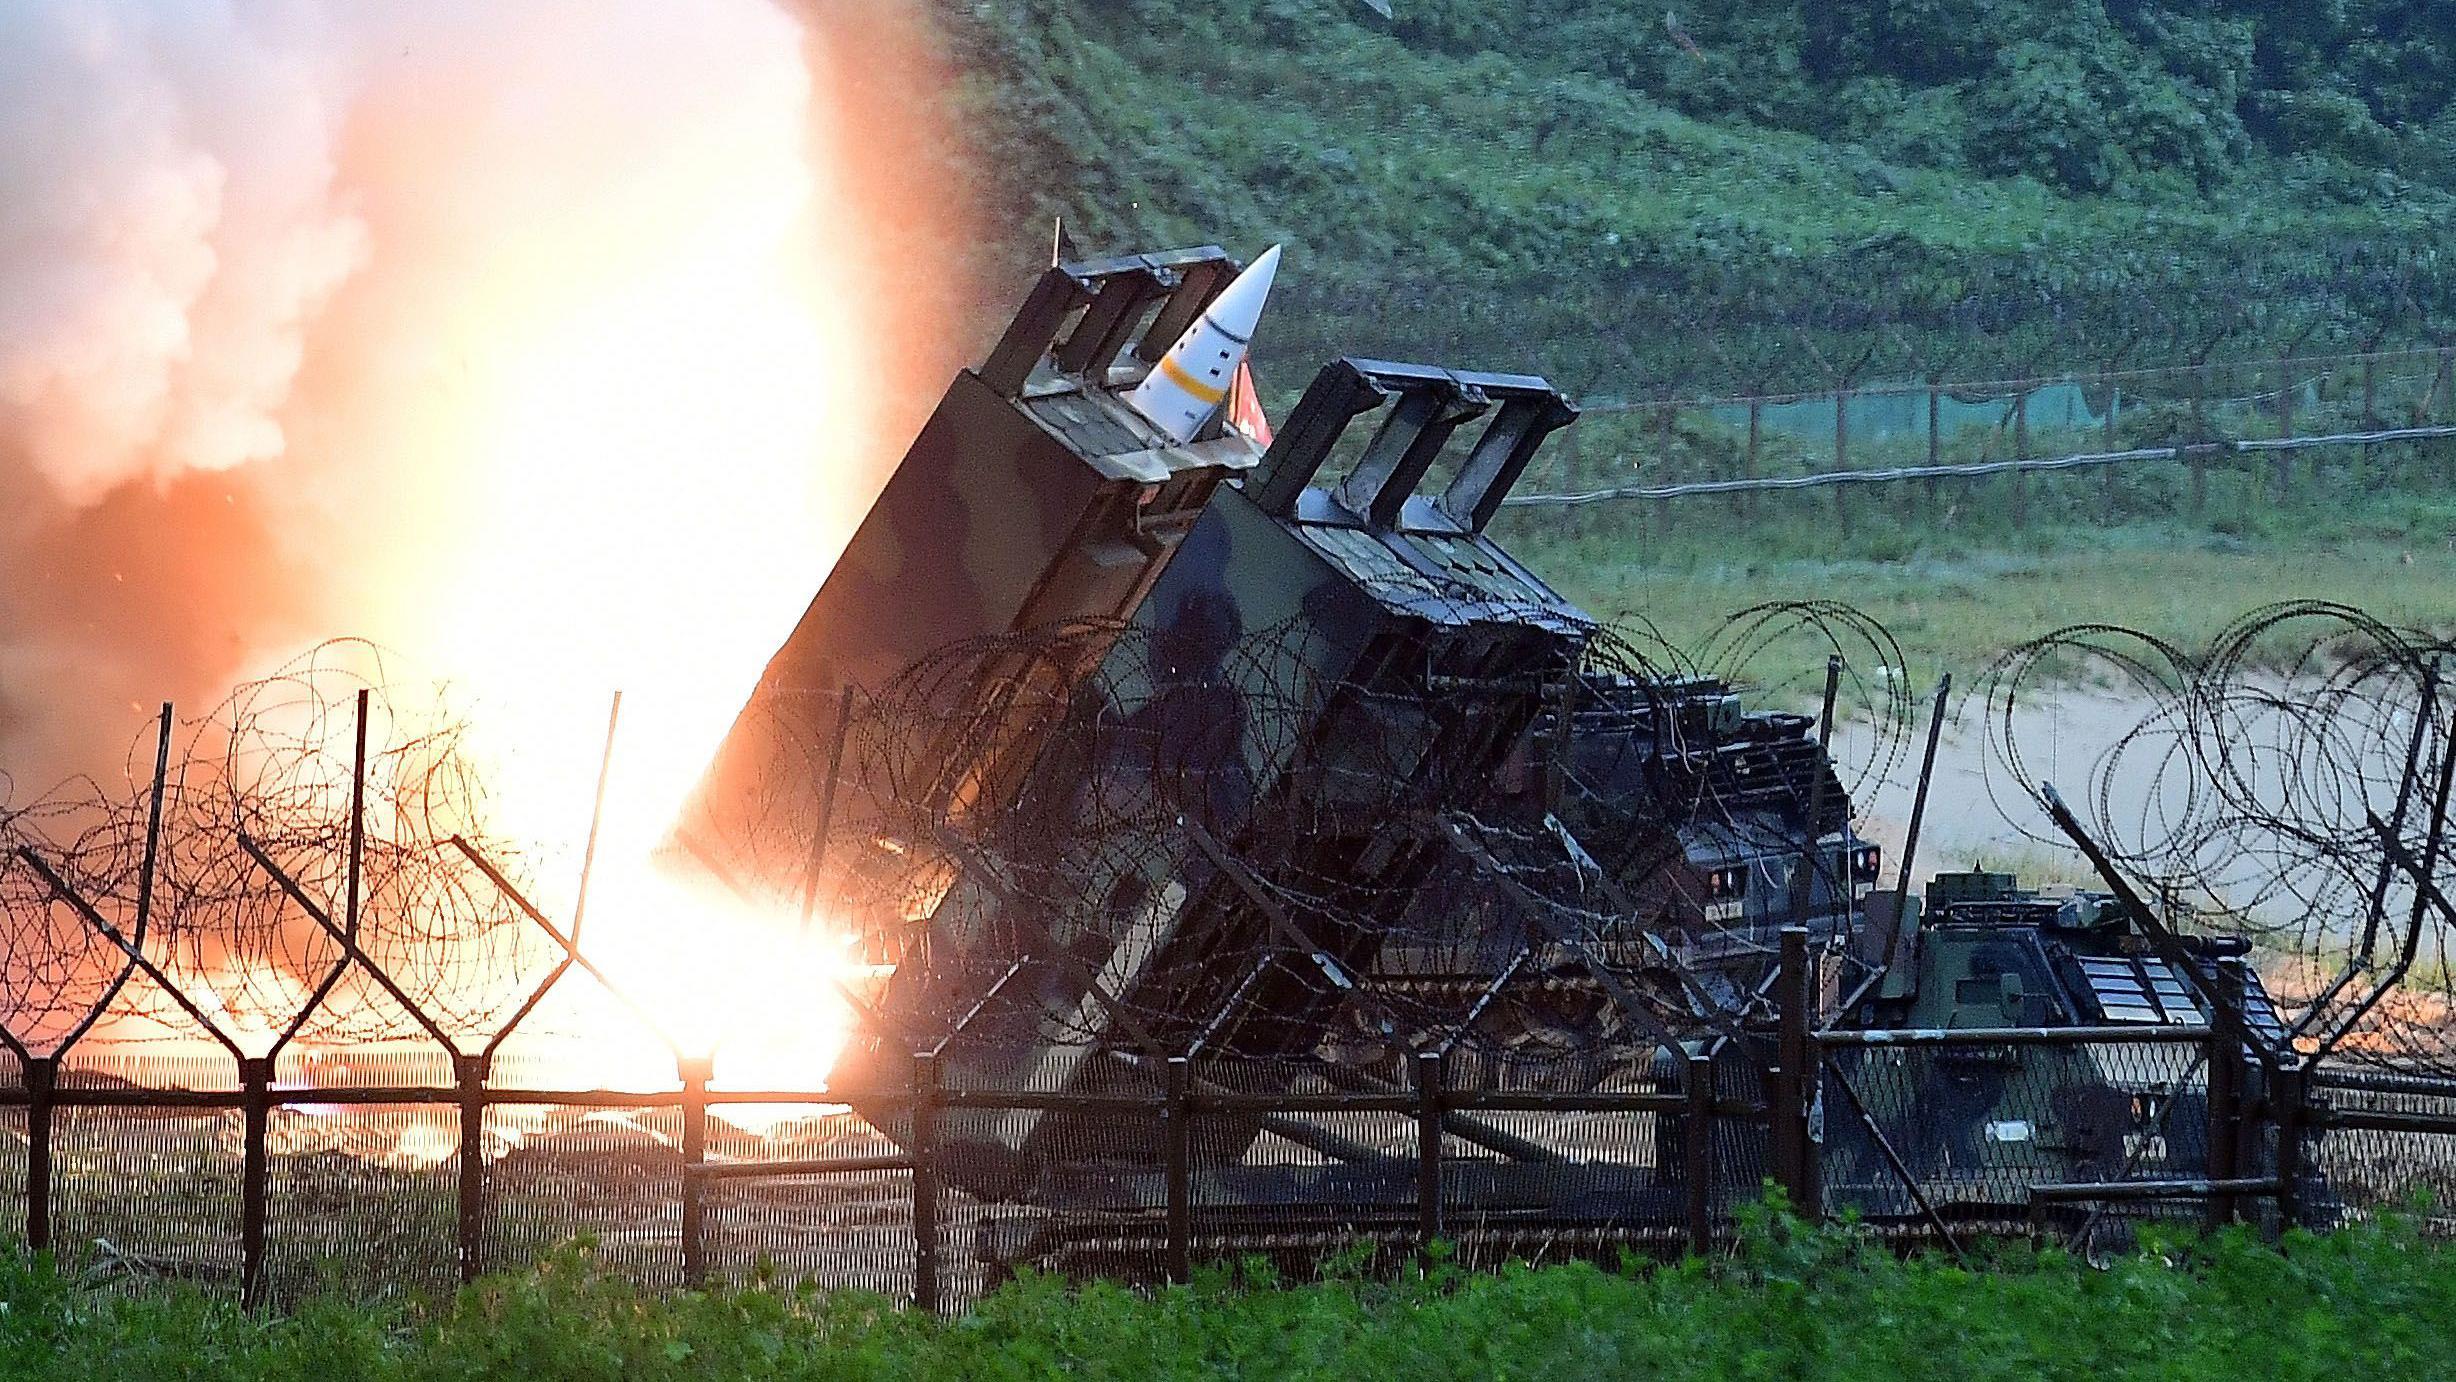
(1200, 1056), (1418, 1279)
(0, 1107), (21, 1247)
(50, 1104), (243, 1289)
(0, 1051), (22, 1255)
(1497, 345), (2456, 548)
(699, 1099), (914, 1296)
(1710, 1048), (1771, 1224)
(262, 1103), (458, 1302)
(1820, 1038), (2212, 1238)
(485, 1101), (680, 1288)
(1441, 1052), (1687, 1268)
(61, 1047), (240, 1092)
(2309, 1122), (2456, 1231)
(2308, 1075), (2456, 1233)
(949, 1053), (1171, 1293)
(703, 1171), (916, 1298)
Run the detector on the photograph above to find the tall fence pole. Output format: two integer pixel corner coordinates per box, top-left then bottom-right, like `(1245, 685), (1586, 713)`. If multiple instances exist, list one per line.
(23, 1057), (55, 1255)
(2277, 351), (2298, 498)
(2361, 353), (2380, 490)
(2273, 1061), (2305, 1232)
(1775, 927), (1812, 1214)
(2441, 347), (2455, 485)
(911, 1051), (941, 1314)
(2204, 963), (2245, 1231)
(2011, 391), (2031, 529)
(679, 1054), (712, 1287)
(240, 1056), (271, 1308)
(455, 1053), (489, 1282)
(1832, 391), (1852, 539)
(1165, 1055), (1191, 1283)
(1683, 1049), (1713, 1253)
(1415, 1048), (1444, 1253)
(2190, 369), (2210, 517)
(1563, 424), (1585, 539)
(2101, 367), (2122, 520)
(1741, 399), (1762, 523)
(1924, 380), (1943, 520)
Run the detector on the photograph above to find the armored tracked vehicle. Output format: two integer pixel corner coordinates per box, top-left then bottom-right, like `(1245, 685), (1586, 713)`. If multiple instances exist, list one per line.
(1820, 869), (2302, 1226)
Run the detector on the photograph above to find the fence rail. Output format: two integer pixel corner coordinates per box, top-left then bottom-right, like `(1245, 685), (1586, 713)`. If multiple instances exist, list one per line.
(1503, 344), (2456, 518)
(1509, 424), (2456, 506)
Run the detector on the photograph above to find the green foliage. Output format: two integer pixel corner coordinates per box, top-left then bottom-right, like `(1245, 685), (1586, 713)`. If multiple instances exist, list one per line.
(10, 1212), (2456, 1378)
(933, 1), (2456, 393)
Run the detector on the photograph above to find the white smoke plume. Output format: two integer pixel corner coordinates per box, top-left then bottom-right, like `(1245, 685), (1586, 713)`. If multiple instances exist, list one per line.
(0, 3), (365, 503)
(0, 1), (974, 803)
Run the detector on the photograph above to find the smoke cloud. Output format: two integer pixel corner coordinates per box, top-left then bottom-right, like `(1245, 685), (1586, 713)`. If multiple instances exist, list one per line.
(0, 3), (367, 503)
(0, 1), (975, 803)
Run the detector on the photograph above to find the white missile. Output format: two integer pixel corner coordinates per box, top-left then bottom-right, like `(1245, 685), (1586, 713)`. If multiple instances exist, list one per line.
(1126, 244), (1281, 445)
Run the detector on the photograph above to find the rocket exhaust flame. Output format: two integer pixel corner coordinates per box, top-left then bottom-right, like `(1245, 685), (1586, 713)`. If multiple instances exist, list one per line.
(0, 1), (973, 1104)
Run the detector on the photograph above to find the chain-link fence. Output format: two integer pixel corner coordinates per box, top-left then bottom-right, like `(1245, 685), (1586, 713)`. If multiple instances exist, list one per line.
(10, 918), (2456, 1312)
(1500, 346), (2456, 538)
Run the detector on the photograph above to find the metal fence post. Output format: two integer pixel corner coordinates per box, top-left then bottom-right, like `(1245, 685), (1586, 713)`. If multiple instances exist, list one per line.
(1741, 398), (1762, 523)
(1165, 1055), (1191, 1283)
(24, 1057), (55, 1256)
(2190, 371), (2210, 517)
(2205, 964), (2244, 1230)
(455, 1053), (489, 1282)
(1415, 1049), (1443, 1250)
(240, 1056), (271, 1308)
(2361, 353), (2380, 490)
(1924, 381), (1943, 521)
(679, 1054), (712, 1287)
(2441, 348), (2455, 485)
(1565, 424), (1587, 540)
(2276, 353), (2299, 498)
(2101, 368), (2121, 520)
(911, 1051), (941, 1314)
(1684, 1049), (1712, 1253)
(2011, 391), (2030, 529)
(2273, 1061), (2305, 1234)
(1775, 927), (1811, 1210)
(1832, 392), (1852, 538)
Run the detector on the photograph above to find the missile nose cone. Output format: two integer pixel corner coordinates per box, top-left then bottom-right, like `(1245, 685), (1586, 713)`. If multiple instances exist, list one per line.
(1205, 243), (1280, 341)
(1126, 245), (1284, 445)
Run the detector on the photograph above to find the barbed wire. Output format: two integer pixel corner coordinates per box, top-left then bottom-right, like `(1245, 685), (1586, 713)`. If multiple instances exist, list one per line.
(1980, 602), (2456, 1069)
(12, 601), (2456, 1083)
(0, 642), (554, 1056)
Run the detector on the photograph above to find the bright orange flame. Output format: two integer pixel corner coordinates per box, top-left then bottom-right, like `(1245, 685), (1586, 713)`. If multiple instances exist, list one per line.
(300, 12), (908, 1099)
(416, 88), (866, 1093)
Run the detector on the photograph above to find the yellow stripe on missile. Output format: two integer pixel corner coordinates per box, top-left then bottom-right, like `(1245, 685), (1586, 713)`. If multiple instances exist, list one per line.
(1157, 352), (1228, 406)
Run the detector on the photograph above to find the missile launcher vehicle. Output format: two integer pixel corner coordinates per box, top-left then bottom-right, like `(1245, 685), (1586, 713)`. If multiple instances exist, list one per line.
(834, 355), (1603, 1188)
(693, 245), (1877, 1199)
(683, 241), (2298, 1264)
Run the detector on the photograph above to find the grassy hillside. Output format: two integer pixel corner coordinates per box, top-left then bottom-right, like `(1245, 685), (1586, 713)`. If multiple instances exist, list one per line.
(938, 1), (2456, 392)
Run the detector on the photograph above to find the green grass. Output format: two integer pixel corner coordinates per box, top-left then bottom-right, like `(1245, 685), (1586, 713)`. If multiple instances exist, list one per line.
(10, 1209), (2456, 1379)
(1500, 475), (2456, 687)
